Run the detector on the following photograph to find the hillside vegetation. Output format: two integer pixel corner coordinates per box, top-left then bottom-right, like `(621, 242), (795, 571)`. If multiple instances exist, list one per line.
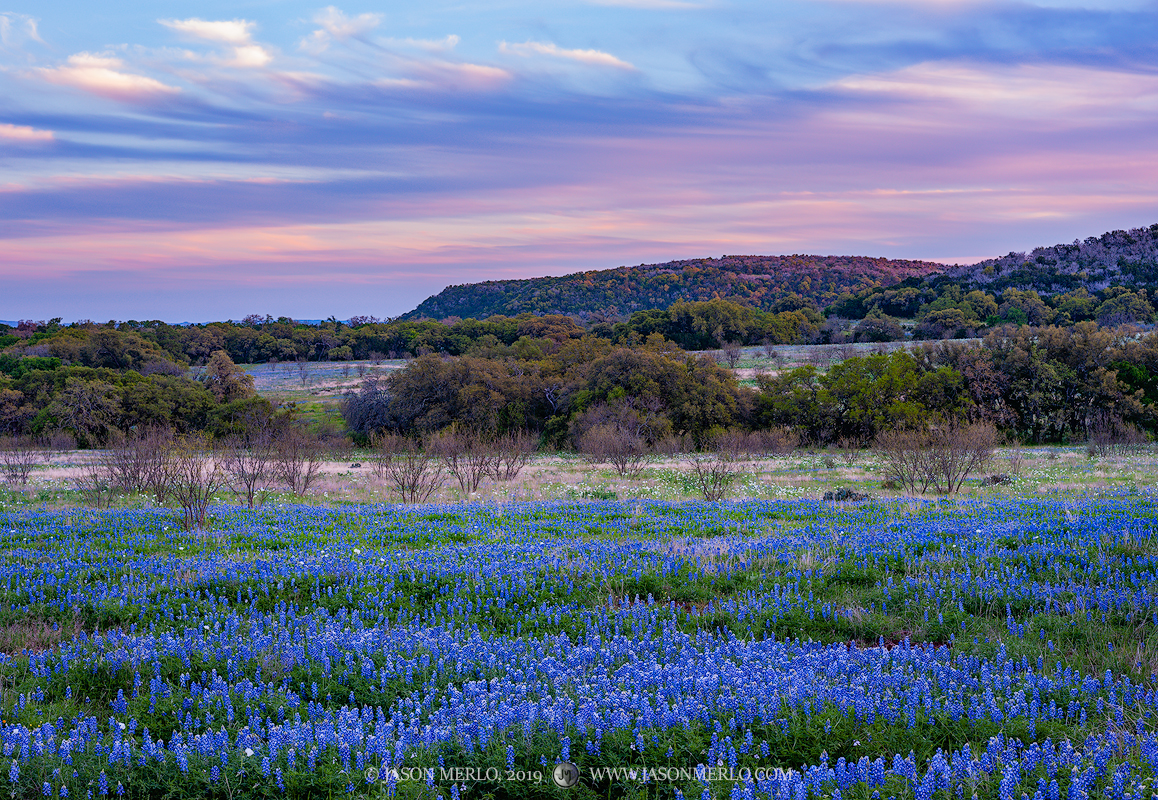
(403, 254), (945, 321)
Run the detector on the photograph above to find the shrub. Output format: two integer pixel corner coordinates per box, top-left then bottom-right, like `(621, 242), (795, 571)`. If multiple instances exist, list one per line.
(170, 434), (225, 531)
(579, 423), (648, 478)
(376, 436), (444, 503)
(428, 428), (493, 496)
(687, 451), (738, 501)
(876, 421), (997, 494)
(491, 430), (536, 481)
(0, 436), (43, 485)
(273, 427), (324, 495)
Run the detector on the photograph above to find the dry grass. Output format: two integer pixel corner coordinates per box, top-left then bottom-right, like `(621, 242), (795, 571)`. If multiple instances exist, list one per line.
(0, 614), (84, 655)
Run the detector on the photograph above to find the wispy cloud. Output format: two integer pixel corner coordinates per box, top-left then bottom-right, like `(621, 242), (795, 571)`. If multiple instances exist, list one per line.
(0, 12), (43, 46)
(586, 0), (705, 9)
(499, 40), (635, 69)
(300, 7), (384, 53)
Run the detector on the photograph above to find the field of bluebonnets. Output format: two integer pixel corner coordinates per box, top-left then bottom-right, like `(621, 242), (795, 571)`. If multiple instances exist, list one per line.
(4, 489), (1158, 800)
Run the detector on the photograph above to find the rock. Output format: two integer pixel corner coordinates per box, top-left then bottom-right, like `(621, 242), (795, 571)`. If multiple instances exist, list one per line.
(823, 487), (871, 502)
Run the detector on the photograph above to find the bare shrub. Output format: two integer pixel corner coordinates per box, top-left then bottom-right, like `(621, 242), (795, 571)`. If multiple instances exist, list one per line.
(762, 339), (778, 361)
(875, 428), (935, 494)
(102, 427), (176, 502)
(428, 428), (494, 496)
(170, 434), (225, 531)
(491, 430), (536, 481)
(1088, 414), (1149, 457)
(221, 427), (275, 508)
(759, 427), (799, 456)
(721, 340), (743, 369)
(687, 451), (738, 502)
(45, 430), (76, 452)
(579, 423), (648, 478)
(1006, 442), (1025, 477)
(296, 357), (310, 387)
(0, 436), (43, 485)
(274, 427), (324, 495)
(653, 435), (690, 456)
(876, 421), (997, 494)
(76, 457), (114, 508)
(837, 435), (863, 466)
(924, 422), (997, 494)
(379, 438), (444, 503)
(369, 432), (399, 479)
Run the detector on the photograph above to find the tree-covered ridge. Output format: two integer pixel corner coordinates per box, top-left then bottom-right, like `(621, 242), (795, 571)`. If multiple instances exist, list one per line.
(939, 223), (1158, 295)
(403, 254), (946, 321)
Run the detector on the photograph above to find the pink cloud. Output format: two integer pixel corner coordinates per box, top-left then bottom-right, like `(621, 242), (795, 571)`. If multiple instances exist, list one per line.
(499, 41), (636, 70)
(37, 53), (180, 101)
(0, 123), (53, 142)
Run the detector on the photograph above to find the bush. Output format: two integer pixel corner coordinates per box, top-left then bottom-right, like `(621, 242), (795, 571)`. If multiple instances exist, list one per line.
(579, 423), (648, 478)
(273, 427), (324, 495)
(170, 434), (225, 531)
(428, 428), (493, 496)
(876, 421), (997, 494)
(374, 436), (444, 503)
(823, 487), (871, 501)
(491, 430), (536, 481)
(340, 377), (393, 441)
(0, 436), (43, 486)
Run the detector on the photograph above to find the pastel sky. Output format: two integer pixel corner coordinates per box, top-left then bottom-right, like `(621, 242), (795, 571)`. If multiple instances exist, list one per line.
(2, 0), (1158, 321)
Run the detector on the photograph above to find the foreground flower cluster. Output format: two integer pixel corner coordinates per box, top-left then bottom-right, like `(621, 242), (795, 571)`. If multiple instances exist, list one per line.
(1, 494), (1158, 799)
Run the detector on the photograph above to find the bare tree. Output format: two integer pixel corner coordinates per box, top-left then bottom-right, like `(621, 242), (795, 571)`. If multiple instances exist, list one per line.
(356, 363), (368, 378)
(274, 427), (324, 495)
(876, 422), (996, 494)
(491, 430), (536, 481)
(221, 427), (275, 508)
(687, 451), (738, 502)
(377, 437), (444, 503)
(579, 423), (648, 478)
(428, 428), (493, 496)
(296, 357), (310, 387)
(721, 340), (743, 369)
(924, 422), (997, 494)
(0, 436), (43, 486)
(75, 454), (114, 509)
(875, 428), (934, 494)
(170, 434), (225, 531)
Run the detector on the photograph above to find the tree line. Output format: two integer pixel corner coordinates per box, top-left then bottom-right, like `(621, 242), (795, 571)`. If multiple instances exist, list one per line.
(342, 321), (1158, 448)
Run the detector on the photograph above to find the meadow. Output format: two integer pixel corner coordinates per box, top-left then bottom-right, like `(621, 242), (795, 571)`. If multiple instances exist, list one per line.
(3, 467), (1158, 799)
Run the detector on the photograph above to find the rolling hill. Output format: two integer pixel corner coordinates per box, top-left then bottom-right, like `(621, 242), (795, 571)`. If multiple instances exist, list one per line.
(402, 255), (946, 321)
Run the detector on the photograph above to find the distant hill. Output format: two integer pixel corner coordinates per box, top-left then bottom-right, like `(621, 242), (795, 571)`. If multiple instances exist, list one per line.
(938, 223), (1158, 295)
(402, 255), (946, 321)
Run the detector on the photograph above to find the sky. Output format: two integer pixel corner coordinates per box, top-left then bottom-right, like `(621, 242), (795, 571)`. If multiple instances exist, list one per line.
(2, 0), (1158, 321)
